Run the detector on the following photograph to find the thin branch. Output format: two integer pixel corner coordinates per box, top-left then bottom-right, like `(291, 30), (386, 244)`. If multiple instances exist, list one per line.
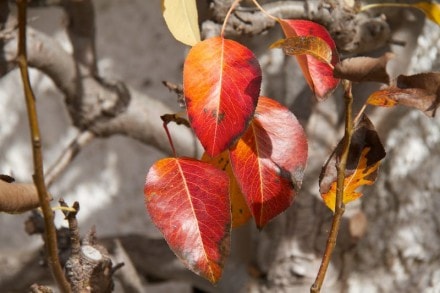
(15, 1), (71, 292)
(0, 180), (39, 213)
(45, 131), (95, 187)
(63, 0), (98, 75)
(310, 80), (353, 293)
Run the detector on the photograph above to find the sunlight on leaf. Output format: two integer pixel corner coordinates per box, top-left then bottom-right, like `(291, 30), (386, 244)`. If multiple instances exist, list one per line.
(321, 148), (381, 212)
(319, 115), (386, 212)
(144, 157), (230, 283)
(270, 36), (333, 65)
(162, 0), (201, 46)
(183, 37), (262, 157)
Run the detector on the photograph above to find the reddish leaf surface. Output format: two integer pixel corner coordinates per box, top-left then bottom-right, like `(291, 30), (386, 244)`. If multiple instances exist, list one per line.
(229, 97), (308, 228)
(278, 19), (339, 100)
(202, 151), (252, 228)
(319, 115), (386, 212)
(183, 37), (262, 156)
(144, 157), (230, 283)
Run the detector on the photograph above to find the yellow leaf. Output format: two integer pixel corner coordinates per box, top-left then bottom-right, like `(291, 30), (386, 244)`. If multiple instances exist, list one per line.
(362, 2), (440, 26)
(270, 36), (333, 65)
(201, 151), (252, 228)
(162, 0), (201, 46)
(321, 148), (381, 212)
(413, 2), (440, 25)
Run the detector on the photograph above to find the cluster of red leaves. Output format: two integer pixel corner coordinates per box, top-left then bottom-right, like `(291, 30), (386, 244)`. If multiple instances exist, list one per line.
(144, 11), (440, 283)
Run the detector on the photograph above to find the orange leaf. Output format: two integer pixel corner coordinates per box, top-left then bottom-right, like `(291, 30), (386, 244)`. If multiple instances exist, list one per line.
(144, 157), (230, 283)
(230, 97), (308, 228)
(321, 148), (381, 212)
(183, 37), (262, 156)
(278, 19), (339, 100)
(201, 151), (252, 228)
(319, 115), (386, 212)
(270, 36), (333, 64)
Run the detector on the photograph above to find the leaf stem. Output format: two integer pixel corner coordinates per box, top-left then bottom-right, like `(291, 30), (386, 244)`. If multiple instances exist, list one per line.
(310, 80), (353, 293)
(354, 103), (368, 125)
(221, 0), (242, 38)
(16, 1), (71, 292)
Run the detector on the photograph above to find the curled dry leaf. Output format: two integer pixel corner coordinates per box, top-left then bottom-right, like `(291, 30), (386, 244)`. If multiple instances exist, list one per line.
(270, 36), (333, 65)
(334, 53), (393, 84)
(144, 157), (230, 283)
(367, 72), (440, 116)
(319, 115), (386, 212)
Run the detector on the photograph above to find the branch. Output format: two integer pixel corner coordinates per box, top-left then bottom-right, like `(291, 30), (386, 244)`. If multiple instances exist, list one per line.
(1, 21), (199, 157)
(15, 1), (71, 292)
(45, 131), (95, 187)
(207, 0), (391, 54)
(0, 179), (40, 213)
(310, 80), (353, 293)
(62, 0), (98, 75)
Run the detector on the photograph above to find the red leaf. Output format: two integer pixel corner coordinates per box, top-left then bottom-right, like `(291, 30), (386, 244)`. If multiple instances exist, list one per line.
(229, 97), (308, 228)
(144, 157), (230, 283)
(278, 19), (339, 100)
(183, 37), (262, 156)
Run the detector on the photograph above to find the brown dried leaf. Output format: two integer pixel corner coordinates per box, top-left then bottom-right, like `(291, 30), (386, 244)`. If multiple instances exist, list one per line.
(333, 53), (393, 84)
(367, 72), (440, 116)
(270, 36), (332, 65)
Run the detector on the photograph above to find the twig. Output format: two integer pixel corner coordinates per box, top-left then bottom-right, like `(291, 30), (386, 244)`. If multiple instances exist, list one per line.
(15, 1), (71, 292)
(45, 131), (95, 187)
(0, 180), (40, 213)
(63, 0), (98, 75)
(310, 80), (353, 293)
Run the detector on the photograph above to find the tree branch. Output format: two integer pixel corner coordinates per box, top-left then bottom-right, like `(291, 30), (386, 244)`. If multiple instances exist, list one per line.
(1, 20), (199, 157)
(311, 80), (353, 293)
(15, 1), (71, 292)
(206, 0), (391, 54)
(0, 179), (40, 213)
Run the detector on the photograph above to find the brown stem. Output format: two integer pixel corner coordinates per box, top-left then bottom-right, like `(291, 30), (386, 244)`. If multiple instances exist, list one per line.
(16, 1), (71, 292)
(310, 80), (353, 293)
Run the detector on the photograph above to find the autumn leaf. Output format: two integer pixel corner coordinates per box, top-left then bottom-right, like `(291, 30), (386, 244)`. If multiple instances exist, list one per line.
(229, 97), (308, 228)
(413, 2), (440, 25)
(202, 151), (252, 228)
(334, 53), (393, 84)
(366, 72), (440, 117)
(320, 115), (386, 212)
(183, 37), (262, 157)
(270, 36), (333, 65)
(144, 157), (230, 283)
(362, 2), (440, 26)
(162, 0), (201, 46)
(278, 19), (339, 100)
